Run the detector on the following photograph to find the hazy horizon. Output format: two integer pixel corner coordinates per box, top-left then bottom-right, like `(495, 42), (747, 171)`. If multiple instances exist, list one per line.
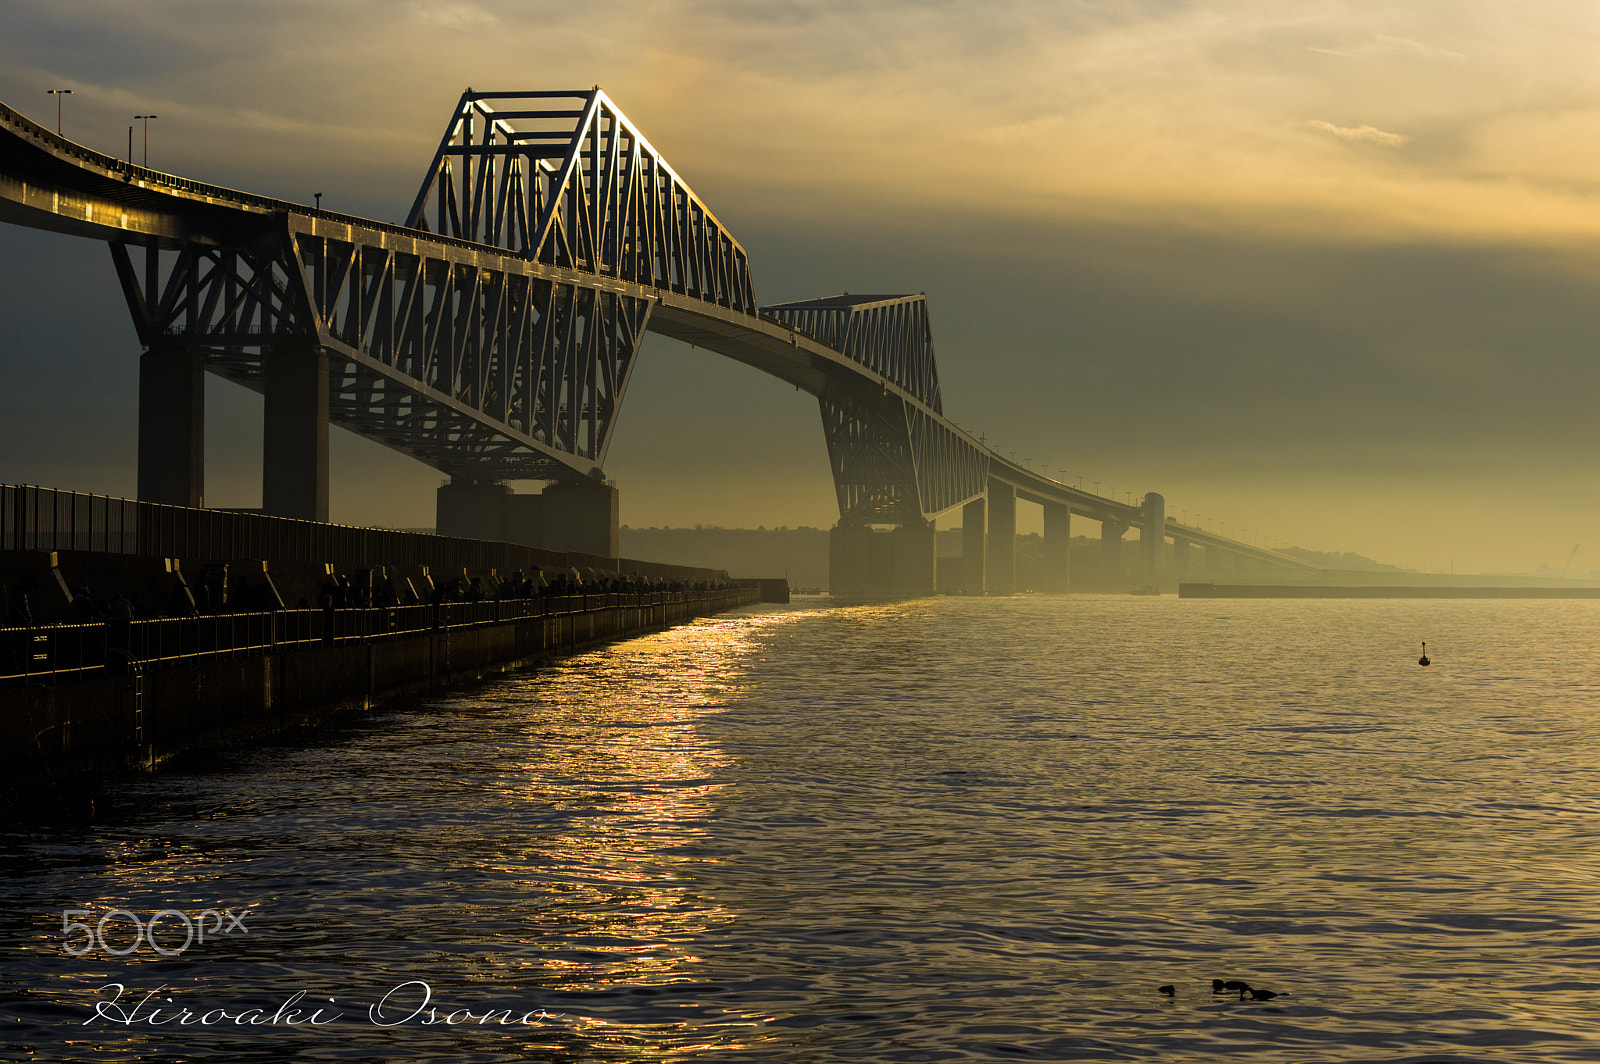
(2, 1), (1598, 574)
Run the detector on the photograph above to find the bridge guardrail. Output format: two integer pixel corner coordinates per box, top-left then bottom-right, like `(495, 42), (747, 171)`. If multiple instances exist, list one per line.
(0, 99), (500, 258)
(0, 483), (731, 584)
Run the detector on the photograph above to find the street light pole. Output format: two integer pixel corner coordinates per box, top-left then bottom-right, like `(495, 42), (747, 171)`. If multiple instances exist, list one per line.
(134, 115), (157, 166)
(46, 89), (72, 135)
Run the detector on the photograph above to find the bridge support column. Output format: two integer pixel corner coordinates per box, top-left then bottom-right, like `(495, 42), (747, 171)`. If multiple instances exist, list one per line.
(961, 498), (986, 596)
(829, 523), (936, 598)
(1140, 492), (1166, 587)
(1043, 501), (1071, 593)
(985, 478), (1016, 595)
(437, 479), (547, 549)
(437, 479), (513, 541)
(891, 520), (937, 596)
(1173, 538), (1191, 582)
(829, 525), (873, 597)
(137, 346), (205, 508)
(263, 345), (329, 522)
(1102, 520), (1128, 584)
(541, 478), (618, 559)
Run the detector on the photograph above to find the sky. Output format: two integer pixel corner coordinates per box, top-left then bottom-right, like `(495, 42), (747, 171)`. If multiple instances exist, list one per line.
(2, 0), (1599, 574)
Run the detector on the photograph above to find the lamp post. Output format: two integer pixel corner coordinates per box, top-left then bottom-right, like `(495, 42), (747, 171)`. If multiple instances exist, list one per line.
(134, 115), (157, 166)
(46, 89), (72, 134)
(315, 192), (323, 211)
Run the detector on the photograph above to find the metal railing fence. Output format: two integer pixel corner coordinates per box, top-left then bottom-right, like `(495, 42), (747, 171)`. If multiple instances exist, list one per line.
(0, 589), (754, 684)
(0, 483), (728, 583)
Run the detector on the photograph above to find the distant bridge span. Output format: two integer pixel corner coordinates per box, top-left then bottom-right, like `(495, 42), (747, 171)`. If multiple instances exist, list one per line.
(0, 90), (1313, 592)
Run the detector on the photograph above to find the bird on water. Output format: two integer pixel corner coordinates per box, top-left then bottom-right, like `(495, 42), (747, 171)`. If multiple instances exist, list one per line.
(1206, 977), (1282, 1001)
(1419, 642), (1431, 667)
(1158, 985), (1175, 997)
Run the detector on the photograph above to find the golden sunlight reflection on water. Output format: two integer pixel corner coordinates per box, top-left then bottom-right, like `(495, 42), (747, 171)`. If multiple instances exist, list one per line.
(480, 618), (758, 988)
(6, 597), (1600, 1062)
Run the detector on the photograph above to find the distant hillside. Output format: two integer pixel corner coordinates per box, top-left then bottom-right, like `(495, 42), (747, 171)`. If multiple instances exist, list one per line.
(1278, 547), (1404, 572)
(621, 526), (832, 590)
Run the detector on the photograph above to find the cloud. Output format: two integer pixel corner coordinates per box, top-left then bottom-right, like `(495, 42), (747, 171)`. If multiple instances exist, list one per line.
(1372, 35), (1465, 61)
(1308, 35), (1465, 62)
(3, 0), (1600, 570)
(1307, 120), (1410, 147)
(403, 1), (497, 29)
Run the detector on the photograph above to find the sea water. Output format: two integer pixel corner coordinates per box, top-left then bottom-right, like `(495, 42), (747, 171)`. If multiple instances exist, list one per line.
(3, 594), (1599, 1062)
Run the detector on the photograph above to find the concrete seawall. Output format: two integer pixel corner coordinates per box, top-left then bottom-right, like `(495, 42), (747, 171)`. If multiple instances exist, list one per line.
(3, 588), (758, 784)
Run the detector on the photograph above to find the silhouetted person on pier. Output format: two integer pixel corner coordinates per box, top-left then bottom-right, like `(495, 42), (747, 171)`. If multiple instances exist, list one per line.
(107, 592), (133, 623)
(7, 578), (35, 625)
(249, 580), (281, 612)
(106, 591), (134, 653)
(318, 581), (337, 646)
(68, 586), (96, 623)
(167, 579), (197, 618)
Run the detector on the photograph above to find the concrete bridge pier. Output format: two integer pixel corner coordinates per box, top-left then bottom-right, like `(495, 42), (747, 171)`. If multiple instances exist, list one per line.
(542, 478), (619, 558)
(986, 478), (1016, 595)
(137, 346), (206, 508)
(437, 477), (617, 559)
(437, 479), (514, 542)
(1140, 492), (1165, 587)
(893, 521), (937, 595)
(829, 525), (871, 595)
(961, 497), (986, 596)
(828, 521), (935, 597)
(1042, 501), (1071, 592)
(1173, 537), (1191, 582)
(1101, 519), (1128, 583)
(263, 345), (330, 522)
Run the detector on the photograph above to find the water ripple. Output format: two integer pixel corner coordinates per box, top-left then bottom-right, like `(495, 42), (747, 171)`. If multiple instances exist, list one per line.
(4, 597), (1600, 1060)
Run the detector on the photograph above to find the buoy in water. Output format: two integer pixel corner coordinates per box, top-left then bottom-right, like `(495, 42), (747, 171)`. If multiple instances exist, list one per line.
(1419, 642), (1431, 667)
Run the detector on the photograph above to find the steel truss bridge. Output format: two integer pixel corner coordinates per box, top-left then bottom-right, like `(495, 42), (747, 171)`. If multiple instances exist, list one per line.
(0, 88), (1314, 591)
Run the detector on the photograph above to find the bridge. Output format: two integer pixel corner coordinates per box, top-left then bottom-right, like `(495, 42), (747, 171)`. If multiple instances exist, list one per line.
(0, 88), (1316, 594)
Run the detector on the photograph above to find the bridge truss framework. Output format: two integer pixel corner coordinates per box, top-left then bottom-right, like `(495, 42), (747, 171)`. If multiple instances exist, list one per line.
(0, 90), (1316, 591)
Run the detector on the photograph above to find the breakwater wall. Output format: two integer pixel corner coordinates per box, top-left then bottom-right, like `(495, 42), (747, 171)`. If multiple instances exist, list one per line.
(1180, 583), (1600, 599)
(1, 587), (758, 780)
